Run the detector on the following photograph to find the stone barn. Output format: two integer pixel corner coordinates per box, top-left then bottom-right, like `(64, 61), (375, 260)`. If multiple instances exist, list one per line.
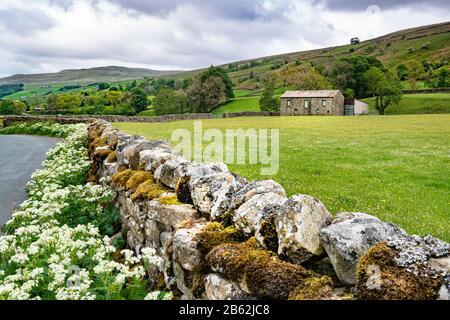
(280, 90), (345, 116)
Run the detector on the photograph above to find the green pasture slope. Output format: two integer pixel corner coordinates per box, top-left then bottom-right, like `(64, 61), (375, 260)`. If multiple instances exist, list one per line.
(114, 114), (450, 242)
(362, 93), (450, 115)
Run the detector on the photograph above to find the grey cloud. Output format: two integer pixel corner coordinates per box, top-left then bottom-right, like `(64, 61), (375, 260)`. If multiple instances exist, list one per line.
(318, 0), (450, 11)
(108, 0), (293, 21)
(0, 8), (56, 35)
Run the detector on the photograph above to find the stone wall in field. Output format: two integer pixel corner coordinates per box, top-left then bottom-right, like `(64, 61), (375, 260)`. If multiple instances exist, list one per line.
(87, 120), (450, 300)
(2, 113), (216, 127)
(3, 112), (286, 128)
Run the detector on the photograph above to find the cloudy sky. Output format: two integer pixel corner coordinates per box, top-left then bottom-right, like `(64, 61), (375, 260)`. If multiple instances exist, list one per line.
(0, 0), (448, 77)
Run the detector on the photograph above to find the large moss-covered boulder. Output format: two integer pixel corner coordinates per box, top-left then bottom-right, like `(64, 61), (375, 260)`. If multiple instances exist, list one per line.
(276, 195), (332, 264)
(356, 234), (450, 300)
(319, 212), (405, 285)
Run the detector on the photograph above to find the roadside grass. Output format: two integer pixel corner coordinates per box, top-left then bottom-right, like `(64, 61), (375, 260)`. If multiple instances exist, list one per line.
(114, 114), (450, 241)
(362, 93), (450, 115)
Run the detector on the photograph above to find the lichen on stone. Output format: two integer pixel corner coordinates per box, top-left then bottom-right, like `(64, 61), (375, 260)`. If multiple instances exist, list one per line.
(387, 234), (450, 277)
(356, 242), (443, 300)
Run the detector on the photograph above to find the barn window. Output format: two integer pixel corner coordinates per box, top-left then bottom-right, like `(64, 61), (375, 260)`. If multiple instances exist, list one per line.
(287, 99), (291, 106)
(322, 100), (327, 106)
(304, 100), (309, 108)
(316, 108), (320, 113)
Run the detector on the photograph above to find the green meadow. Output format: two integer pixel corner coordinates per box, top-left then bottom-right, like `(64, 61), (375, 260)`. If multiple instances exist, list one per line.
(114, 114), (450, 241)
(362, 93), (450, 115)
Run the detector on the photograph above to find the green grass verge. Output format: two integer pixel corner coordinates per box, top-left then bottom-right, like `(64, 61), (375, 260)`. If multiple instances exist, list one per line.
(362, 93), (450, 115)
(114, 115), (450, 241)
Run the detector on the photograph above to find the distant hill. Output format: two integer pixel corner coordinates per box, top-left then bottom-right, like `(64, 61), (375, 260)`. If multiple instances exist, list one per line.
(0, 66), (182, 85)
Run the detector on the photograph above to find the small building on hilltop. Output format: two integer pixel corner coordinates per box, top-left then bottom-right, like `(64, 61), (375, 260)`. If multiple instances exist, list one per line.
(280, 90), (345, 116)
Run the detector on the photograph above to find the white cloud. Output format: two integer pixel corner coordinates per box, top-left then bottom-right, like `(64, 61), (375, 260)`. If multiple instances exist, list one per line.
(0, 0), (448, 77)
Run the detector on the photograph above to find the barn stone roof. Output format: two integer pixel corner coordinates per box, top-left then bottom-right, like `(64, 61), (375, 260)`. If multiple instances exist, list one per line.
(281, 90), (342, 98)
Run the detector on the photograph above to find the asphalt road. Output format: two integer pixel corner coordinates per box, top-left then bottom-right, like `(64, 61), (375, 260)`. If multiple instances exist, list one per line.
(0, 135), (59, 225)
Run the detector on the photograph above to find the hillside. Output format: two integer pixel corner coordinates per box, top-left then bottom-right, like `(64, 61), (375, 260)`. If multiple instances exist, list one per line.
(0, 66), (182, 85)
(163, 22), (450, 90)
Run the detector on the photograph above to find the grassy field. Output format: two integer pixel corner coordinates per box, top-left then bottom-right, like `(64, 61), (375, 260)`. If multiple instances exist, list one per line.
(212, 96), (262, 114)
(114, 115), (450, 241)
(362, 93), (450, 115)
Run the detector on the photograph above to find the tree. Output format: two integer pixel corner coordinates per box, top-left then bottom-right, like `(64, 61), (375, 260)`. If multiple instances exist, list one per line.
(46, 95), (58, 112)
(365, 67), (402, 115)
(281, 65), (332, 90)
(12, 101), (26, 113)
(105, 91), (123, 112)
(201, 66), (234, 99)
(153, 89), (189, 116)
(407, 60), (425, 90)
(186, 75), (227, 113)
(0, 100), (20, 115)
(56, 93), (81, 111)
(186, 77), (202, 113)
(98, 83), (110, 90)
(130, 89), (148, 114)
(396, 64), (408, 81)
(344, 88), (355, 98)
(200, 76), (227, 112)
(259, 79), (279, 112)
(436, 68), (450, 88)
(329, 56), (384, 97)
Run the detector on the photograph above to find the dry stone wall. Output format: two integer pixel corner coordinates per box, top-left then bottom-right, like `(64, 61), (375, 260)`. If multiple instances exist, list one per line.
(87, 120), (450, 300)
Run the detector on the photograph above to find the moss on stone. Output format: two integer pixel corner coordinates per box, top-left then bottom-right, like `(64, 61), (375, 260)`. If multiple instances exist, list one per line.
(288, 276), (334, 300)
(86, 167), (99, 183)
(126, 171), (153, 191)
(356, 242), (443, 300)
(131, 179), (168, 201)
(214, 210), (234, 226)
(175, 176), (193, 204)
(112, 169), (137, 188)
(90, 136), (108, 153)
(93, 148), (112, 158)
(158, 194), (181, 205)
(259, 217), (279, 253)
(195, 222), (245, 255)
(109, 134), (118, 150)
(107, 151), (117, 163)
(206, 237), (317, 299)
